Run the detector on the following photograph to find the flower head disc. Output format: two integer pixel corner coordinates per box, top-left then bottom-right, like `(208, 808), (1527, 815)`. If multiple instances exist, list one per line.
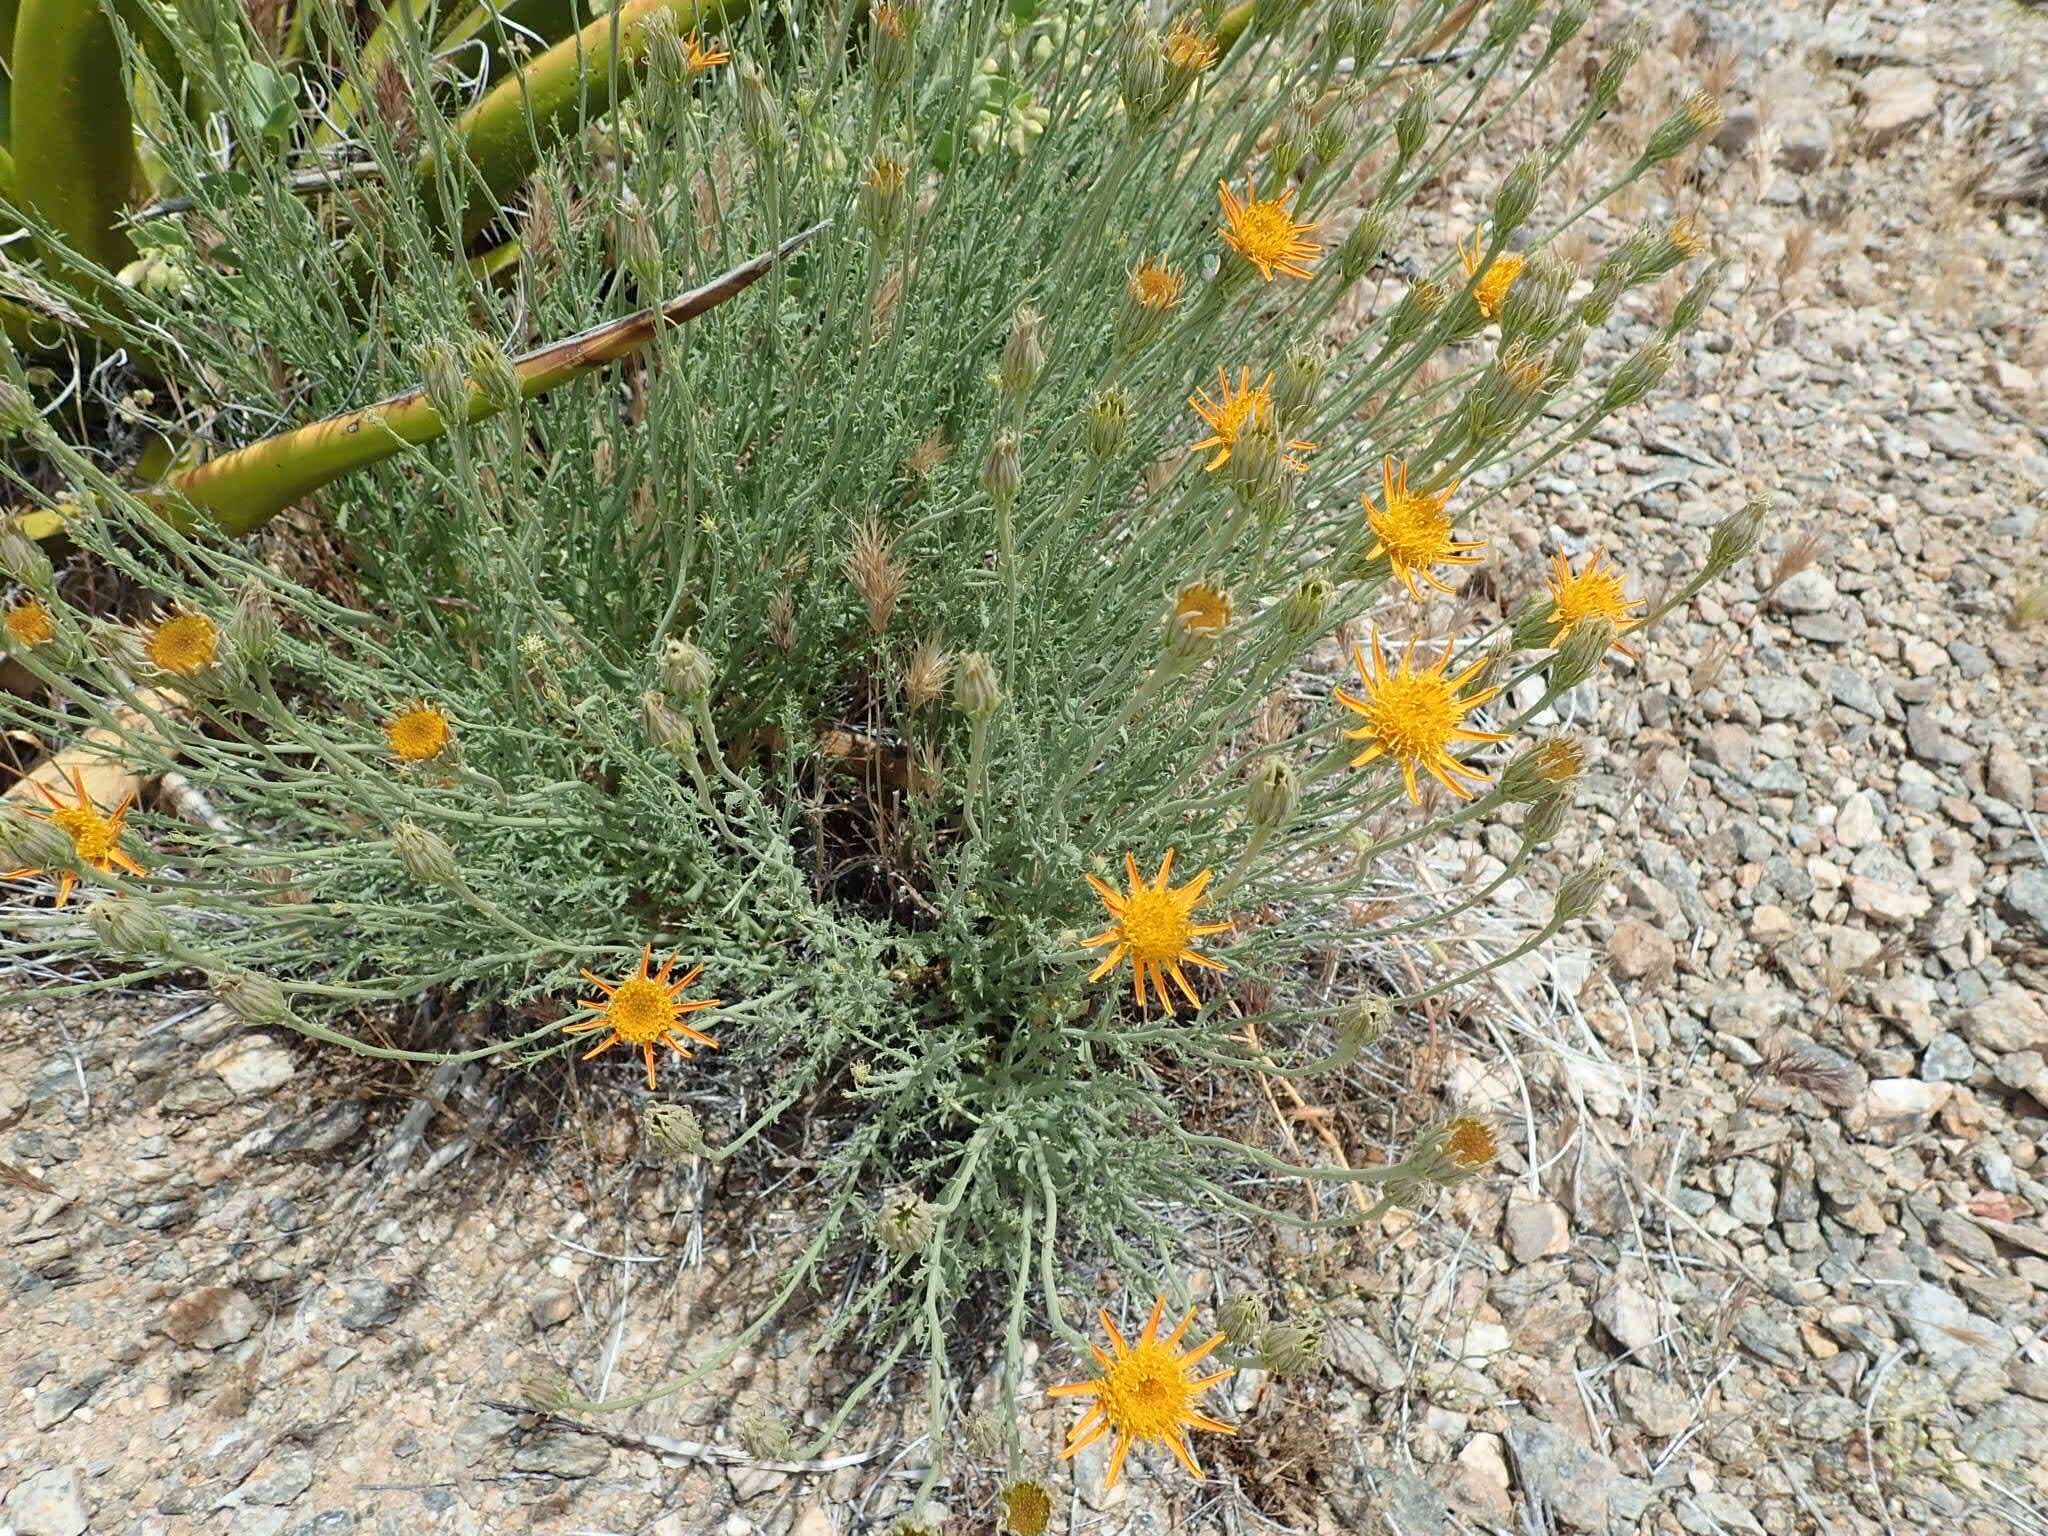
(1130, 257), (1186, 315)
(386, 702), (453, 762)
(1443, 1115), (1500, 1170)
(682, 32), (730, 70)
(1362, 458), (1485, 599)
(1545, 549), (1643, 656)
(563, 944), (721, 1090)
(5, 597), (55, 649)
(1187, 367), (1313, 473)
(1218, 179), (1321, 282)
(1459, 230), (1524, 321)
(1081, 849), (1231, 1015)
(1172, 581), (1231, 639)
(1335, 633), (1509, 804)
(3, 766), (145, 908)
(146, 611), (219, 675)
(1049, 1296), (1236, 1489)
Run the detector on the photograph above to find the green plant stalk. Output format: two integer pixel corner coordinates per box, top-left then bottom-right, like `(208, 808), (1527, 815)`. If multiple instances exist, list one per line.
(12, 221), (827, 544)
(429, 0), (755, 247)
(9, 0), (144, 279)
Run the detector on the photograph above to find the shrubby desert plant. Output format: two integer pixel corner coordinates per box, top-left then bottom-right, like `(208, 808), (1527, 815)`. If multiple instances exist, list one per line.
(1, 0), (1763, 1511)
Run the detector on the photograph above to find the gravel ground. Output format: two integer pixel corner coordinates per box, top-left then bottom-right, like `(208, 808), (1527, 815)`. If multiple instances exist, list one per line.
(5, 3), (2047, 1534)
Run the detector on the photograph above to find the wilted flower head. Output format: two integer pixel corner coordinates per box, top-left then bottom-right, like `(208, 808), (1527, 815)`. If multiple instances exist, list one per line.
(661, 636), (716, 700)
(1257, 1317), (1323, 1378)
(1117, 257), (1185, 352)
(858, 150), (910, 236)
(956, 651), (1002, 718)
(392, 819), (462, 888)
(1000, 1479), (1054, 1536)
(903, 635), (952, 709)
(875, 1186), (937, 1253)
(87, 896), (172, 956)
(211, 969), (293, 1027)
(644, 1101), (706, 1158)
(1217, 1293), (1268, 1345)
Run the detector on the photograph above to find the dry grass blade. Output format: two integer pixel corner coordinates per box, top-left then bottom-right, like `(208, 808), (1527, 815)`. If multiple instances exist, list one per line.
(0, 1160), (58, 1195)
(1759, 529), (1824, 603)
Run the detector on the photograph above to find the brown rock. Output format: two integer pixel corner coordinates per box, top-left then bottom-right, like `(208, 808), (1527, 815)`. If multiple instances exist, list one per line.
(161, 1285), (261, 1350)
(1607, 920), (1675, 985)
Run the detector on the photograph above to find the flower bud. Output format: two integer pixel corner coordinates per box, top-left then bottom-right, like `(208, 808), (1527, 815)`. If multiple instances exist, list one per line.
(1666, 256), (1727, 337)
(738, 60), (782, 157)
(210, 969), (293, 1027)
(1226, 411), (1282, 506)
(1337, 995), (1389, 1055)
(1599, 339), (1675, 412)
(1, 808), (72, 872)
(956, 651), (1002, 718)
(1257, 1318), (1324, 1378)
(1639, 89), (1722, 167)
(1486, 0), (1542, 47)
(1393, 83), (1433, 166)
(1522, 790), (1569, 847)
(1508, 589), (1559, 650)
(858, 150), (909, 238)
(661, 636), (716, 701)
(1166, 580), (1231, 662)
(1552, 859), (1611, 924)
(1577, 269), (1627, 327)
(1499, 734), (1584, 803)
(1706, 494), (1769, 575)
(999, 305), (1048, 399)
(226, 582), (281, 670)
(1085, 387), (1131, 463)
(1547, 0), (1591, 54)
(1496, 250), (1574, 346)
(962, 1408), (1006, 1462)
(393, 818), (462, 888)
(0, 378), (37, 439)
(642, 690), (696, 756)
(1272, 345), (1325, 435)
(1268, 90), (1314, 183)
(1550, 615), (1616, 686)
(1347, 0), (1395, 68)
(637, 7), (688, 82)
(1491, 154), (1543, 237)
(1217, 1293), (1267, 1345)
(1387, 278), (1445, 346)
(644, 1101), (706, 1158)
(1119, 21), (1170, 132)
(419, 338), (469, 424)
(1544, 322), (1590, 395)
(980, 429), (1023, 508)
(619, 199), (664, 290)
(736, 1407), (793, 1459)
(870, 0), (916, 89)
(874, 1186), (937, 1253)
(467, 338), (522, 414)
(1116, 257), (1185, 353)
(1591, 22), (1645, 112)
(1247, 758), (1297, 830)
(1282, 571), (1333, 638)
(0, 524), (54, 589)
(87, 897), (173, 957)
(1338, 203), (1396, 285)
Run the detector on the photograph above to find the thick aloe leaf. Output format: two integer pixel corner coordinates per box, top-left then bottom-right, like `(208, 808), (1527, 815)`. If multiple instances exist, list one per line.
(10, 0), (144, 279)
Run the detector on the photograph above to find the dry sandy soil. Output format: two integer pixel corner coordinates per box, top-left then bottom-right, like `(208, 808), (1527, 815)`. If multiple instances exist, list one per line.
(5, 2), (2048, 1534)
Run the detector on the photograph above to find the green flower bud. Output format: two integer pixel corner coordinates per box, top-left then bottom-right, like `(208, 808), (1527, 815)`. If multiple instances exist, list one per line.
(1706, 494), (1769, 575)
(1491, 154), (1544, 237)
(644, 1101), (706, 1158)
(0, 524), (54, 589)
(619, 199), (664, 290)
(1666, 256), (1727, 337)
(1486, 0), (1542, 48)
(1497, 251), (1575, 346)
(87, 897), (173, 956)
(875, 1186), (937, 1253)
(393, 819), (462, 888)
(1268, 90), (1314, 182)
(1226, 411), (1282, 506)
(1508, 590), (1559, 650)
(858, 150), (909, 239)
(999, 305), (1048, 399)
(1591, 22), (1645, 112)
(1547, 0), (1591, 54)
(466, 338), (521, 413)
(1349, 0), (1395, 67)
(956, 651), (1002, 718)
(226, 581), (281, 671)
(738, 60), (782, 157)
(1086, 386), (1132, 463)
(735, 1407), (793, 1459)
(661, 636), (716, 701)
(869, 0), (917, 89)
(1388, 278), (1445, 346)
(981, 429), (1023, 508)
(1273, 345), (1326, 435)
(1550, 616), (1616, 687)
(1522, 790), (1570, 847)
(962, 1408), (1006, 1462)
(1498, 734), (1585, 804)
(1393, 83), (1433, 165)
(1247, 758), (1298, 830)
(418, 338), (469, 424)
(1337, 995), (1389, 1055)
(1552, 860), (1611, 924)
(0, 378), (36, 439)
(1638, 90), (1722, 168)
(210, 969), (293, 1027)
(1217, 1293), (1267, 1346)
(1, 807), (72, 871)
(1599, 339), (1675, 412)
(1119, 22), (1170, 132)
(1544, 322), (1590, 395)
(1283, 571), (1334, 638)
(1338, 204), (1397, 285)
(1310, 111), (1348, 172)
(1257, 1318), (1324, 1378)
(641, 690), (696, 756)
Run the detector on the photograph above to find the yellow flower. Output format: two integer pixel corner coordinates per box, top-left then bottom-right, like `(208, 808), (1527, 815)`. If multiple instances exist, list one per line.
(1218, 179), (1321, 282)
(563, 944), (721, 1091)
(1164, 17), (1218, 76)
(1459, 230), (1524, 321)
(1186, 367), (1313, 473)
(385, 702), (453, 763)
(145, 610), (219, 675)
(1129, 257), (1186, 315)
(1171, 581), (1230, 639)
(1081, 849), (1231, 1015)
(1049, 1295), (1236, 1488)
(1335, 632), (1508, 804)
(999, 1480), (1054, 1536)
(3, 766), (145, 909)
(1668, 215), (1709, 259)
(1362, 458), (1485, 599)
(1545, 549), (1643, 656)
(683, 32), (730, 71)
(4, 597), (56, 649)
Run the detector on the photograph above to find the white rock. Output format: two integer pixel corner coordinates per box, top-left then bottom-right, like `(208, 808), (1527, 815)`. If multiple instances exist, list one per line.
(1857, 66), (1940, 140)
(1450, 1433), (1514, 1525)
(1770, 567), (1837, 615)
(1593, 1279), (1660, 1354)
(204, 1034), (297, 1097)
(1836, 792), (1882, 849)
(1958, 985), (2048, 1054)
(1505, 1193), (1571, 1264)
(4, 1468), (88, 1536)
(1858, 1078), (1953, 1142)
(1849, 876), (1930, 924)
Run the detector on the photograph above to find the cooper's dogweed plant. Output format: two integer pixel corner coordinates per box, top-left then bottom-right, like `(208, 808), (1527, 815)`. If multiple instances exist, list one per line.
(1, 0), (1760, 1513)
